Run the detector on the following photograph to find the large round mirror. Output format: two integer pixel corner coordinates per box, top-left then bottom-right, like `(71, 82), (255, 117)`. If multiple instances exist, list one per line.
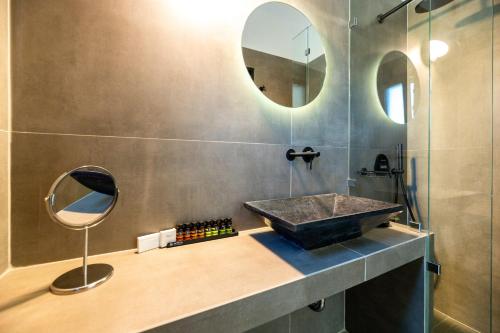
(377, 51), (419, 124)
(45, 165), (119, 295)
(242, 2), (326, 108)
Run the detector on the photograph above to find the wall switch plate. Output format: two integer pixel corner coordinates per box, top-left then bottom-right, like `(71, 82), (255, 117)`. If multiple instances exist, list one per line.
(159, 228), (176, 248)
(137, 233), (160, 253)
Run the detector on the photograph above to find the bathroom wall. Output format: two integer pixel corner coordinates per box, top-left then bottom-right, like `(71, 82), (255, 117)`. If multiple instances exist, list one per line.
(0, 0), (9, 274)
(415, 0), (494, 331)
(242, 47), (307, 107)
(349, 1), (408, 207)
(10, 0), (349, 266)
(248, 293), (344, 333)
(489, 4), (500, 333)
(242, 48), (325, 108)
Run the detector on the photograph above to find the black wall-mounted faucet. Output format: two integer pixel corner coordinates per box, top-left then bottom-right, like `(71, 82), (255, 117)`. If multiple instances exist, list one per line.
(286, 147), (320, 170)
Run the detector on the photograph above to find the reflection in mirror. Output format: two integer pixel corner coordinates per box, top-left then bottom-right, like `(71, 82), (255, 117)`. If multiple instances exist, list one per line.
(242, 2), (326, 107)
(52, 169), (117, 228)
(45, 166), (119, 295)
(377, 51), (419, 124)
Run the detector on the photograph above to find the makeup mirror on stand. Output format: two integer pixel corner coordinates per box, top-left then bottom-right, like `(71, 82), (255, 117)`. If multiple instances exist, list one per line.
(45, 165), (119, 295)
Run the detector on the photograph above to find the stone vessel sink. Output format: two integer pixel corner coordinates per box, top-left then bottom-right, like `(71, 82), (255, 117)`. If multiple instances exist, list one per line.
(244, 193), (404, 250)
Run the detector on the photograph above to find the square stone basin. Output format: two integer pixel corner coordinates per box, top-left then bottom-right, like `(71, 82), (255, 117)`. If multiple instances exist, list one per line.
(244, 193), (404, 250)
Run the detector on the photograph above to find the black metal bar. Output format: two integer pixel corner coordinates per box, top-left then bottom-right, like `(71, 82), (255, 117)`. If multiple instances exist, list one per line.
(165, 230), (238, 248)
(285, 148), (320, 162)
(377, 0), (414, 23)
(357, 168), (391, 177)
(288, 151), (320, 157)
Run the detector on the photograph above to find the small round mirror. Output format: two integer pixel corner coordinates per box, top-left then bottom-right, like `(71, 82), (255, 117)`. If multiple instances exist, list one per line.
(241, 2), (326, 107)
(46, 166), (118, 230)
(45, 166), (119, 295)
(376, 51), (419, 124)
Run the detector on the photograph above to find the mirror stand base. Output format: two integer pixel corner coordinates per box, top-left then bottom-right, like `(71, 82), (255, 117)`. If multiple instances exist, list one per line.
(50, 263), (113, 295)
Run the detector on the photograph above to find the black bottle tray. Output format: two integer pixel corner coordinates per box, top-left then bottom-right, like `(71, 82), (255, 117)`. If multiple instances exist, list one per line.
(165, 230), (239, 248)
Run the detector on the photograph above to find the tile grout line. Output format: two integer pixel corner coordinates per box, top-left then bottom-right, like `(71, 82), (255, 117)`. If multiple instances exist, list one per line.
(340, 233), (425, 258)
(11, 130), (349, 149)
(432, 309), (482, 333)
(432, 308), (449, 329)
(343, 290), (346, 331)
(364, 259), (366, 281)
(6, 0), (11, 273)
(338, 243), (364, 256)
(338, 244), (367, 281)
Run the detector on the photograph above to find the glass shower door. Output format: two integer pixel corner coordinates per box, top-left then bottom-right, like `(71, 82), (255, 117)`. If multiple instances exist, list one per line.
(427, 0), (494, 332)
(348, 1), (496, 331)
(348, 0), (432, 325)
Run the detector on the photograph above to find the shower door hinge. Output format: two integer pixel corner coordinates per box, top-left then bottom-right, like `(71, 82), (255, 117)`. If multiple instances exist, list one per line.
(349, 17), (359, 29)
(346, 178), (357, 188)
(408, 220), (422, 232)
(304, 48), (311, 56)
(427, 261), (441, 275)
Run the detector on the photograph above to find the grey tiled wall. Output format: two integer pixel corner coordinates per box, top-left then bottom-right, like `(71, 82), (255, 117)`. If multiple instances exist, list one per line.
(10, 0), (349, 266)
(417, 1), (495, 331)
(493, 1), (500, 332)
(0, 0), (8, 275)
(346, 259), (426, 333)
(348, 0), (408, 205)
(247, 293), (344, 333)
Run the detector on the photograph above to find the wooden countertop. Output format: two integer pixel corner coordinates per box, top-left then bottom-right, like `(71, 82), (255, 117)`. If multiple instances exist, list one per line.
(0, 225), (427, 333)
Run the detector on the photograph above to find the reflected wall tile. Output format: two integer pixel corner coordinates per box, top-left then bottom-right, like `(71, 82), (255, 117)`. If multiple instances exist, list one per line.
(0, 0), (8, 274)
(0, 0), (7, 131)
(428, 0), (492, 151)
(431, 191), (492, 333)
(492, 2), (500, 331)
(0, 132), (8, 272)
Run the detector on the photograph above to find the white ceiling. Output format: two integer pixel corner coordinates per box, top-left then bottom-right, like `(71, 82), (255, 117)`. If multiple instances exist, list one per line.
(242, 2), (325, 63)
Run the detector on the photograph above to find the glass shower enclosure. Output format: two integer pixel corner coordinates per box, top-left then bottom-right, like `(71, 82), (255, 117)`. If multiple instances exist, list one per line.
(348, 0), (496, 332)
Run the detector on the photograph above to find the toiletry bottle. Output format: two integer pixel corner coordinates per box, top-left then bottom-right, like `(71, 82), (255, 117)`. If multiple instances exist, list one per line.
(225, 218), (233, 234)
(205, 221), (212, 237)
(210, 220), (218, 236)
(218, 219), (226, 235)
(197, 222), (204, 239)
(183, 223), (191, 241)
(176, 225), (184, 242)
(190, 222), (198, 240)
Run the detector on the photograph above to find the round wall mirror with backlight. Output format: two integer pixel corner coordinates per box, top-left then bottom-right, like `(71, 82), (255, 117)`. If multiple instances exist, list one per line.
(241, 2), (327, 108)
(376, 51), (419, 124)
